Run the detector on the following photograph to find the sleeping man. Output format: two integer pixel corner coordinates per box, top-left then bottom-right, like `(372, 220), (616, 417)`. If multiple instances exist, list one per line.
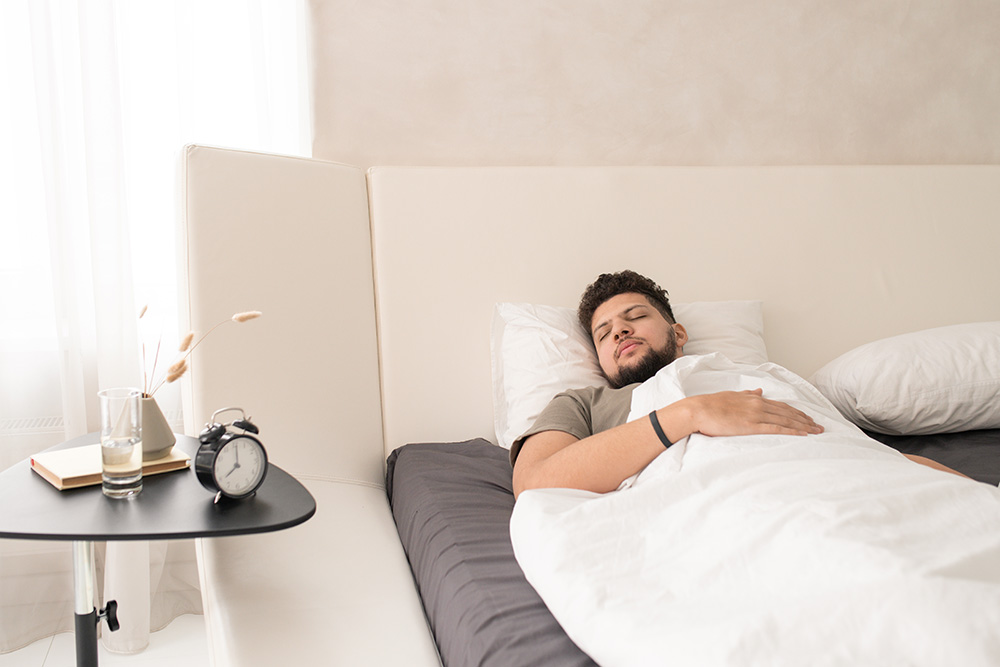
(508, 270), (1000, 666)
(511, 269), (963, 498)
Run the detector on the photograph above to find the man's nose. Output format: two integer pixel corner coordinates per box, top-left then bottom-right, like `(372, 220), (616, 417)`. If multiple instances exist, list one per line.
(613, 322), (632, 340)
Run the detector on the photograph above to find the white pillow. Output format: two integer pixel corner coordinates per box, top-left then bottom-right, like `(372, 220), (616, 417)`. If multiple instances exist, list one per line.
(490, 300), (768, 449)
(809, 322), (1000, 436)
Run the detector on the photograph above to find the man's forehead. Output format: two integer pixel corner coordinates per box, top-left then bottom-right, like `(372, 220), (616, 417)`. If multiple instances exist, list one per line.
(591, 293), (654, 331)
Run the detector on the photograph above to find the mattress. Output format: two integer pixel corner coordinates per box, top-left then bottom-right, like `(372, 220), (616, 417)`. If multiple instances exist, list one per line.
(387, 440), (597, 667)
(387, 431), (999, 666)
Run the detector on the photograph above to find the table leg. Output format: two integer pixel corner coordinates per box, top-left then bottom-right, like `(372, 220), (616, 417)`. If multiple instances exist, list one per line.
(72, 540), (98, 667)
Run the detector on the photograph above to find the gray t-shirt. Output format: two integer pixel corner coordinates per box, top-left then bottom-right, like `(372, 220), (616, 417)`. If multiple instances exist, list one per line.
(510, 383), (640, 465)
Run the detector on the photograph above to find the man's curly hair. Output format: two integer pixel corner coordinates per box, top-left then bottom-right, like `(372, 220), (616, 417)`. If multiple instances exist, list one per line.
(578, 270), (675, 335)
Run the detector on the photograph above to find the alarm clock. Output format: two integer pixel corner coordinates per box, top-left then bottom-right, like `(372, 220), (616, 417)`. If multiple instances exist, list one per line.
(195, 407), (268, 502)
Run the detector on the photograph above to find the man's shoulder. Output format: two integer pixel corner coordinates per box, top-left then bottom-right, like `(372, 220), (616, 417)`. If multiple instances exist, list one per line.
(557, 383), (640, 404)
(511, 383), (641, 466)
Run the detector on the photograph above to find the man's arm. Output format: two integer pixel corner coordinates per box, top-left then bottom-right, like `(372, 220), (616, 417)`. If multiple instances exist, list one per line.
(903, 453), (970, 478)
(512, 388), (823, 498)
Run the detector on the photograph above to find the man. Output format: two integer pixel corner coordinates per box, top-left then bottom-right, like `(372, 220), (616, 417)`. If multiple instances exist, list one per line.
(511, 270), (962, 499)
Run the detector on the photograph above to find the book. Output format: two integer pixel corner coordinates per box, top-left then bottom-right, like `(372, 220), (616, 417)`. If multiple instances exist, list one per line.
(30, 444), (191, 491)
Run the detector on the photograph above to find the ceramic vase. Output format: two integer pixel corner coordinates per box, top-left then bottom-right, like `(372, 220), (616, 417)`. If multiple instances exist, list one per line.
(140, 396), (176, 460)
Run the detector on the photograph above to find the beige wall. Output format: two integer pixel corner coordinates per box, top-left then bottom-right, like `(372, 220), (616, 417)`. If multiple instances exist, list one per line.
(309, 0), (1000, 167)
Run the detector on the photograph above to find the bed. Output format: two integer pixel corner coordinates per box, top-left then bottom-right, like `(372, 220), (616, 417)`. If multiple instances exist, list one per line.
(386, 315), (1000, 666)
(184, 154), (1000, 666)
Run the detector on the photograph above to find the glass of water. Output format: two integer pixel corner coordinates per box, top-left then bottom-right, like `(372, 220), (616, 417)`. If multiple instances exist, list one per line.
(99, 388), (143, 498)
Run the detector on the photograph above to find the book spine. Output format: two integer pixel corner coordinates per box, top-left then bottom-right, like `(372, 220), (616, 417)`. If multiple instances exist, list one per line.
(30, 459), (68, 490)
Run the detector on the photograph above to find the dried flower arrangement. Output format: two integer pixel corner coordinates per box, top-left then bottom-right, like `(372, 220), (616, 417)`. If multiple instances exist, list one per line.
(141, 307), (262, 397)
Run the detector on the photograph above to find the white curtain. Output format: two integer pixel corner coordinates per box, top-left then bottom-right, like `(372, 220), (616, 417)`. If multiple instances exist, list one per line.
(0, 0), (310, 654)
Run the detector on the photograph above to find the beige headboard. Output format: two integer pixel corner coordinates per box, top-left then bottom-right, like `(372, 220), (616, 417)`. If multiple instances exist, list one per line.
(369, 166), (1000, 453)
(182, 146), (385, 485)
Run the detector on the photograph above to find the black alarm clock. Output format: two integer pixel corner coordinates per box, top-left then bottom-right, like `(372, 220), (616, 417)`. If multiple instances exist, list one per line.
(195, 407), (268, 502)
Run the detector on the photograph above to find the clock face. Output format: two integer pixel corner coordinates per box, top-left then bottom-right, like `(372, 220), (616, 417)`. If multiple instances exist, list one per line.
(214, 436), (266, 497)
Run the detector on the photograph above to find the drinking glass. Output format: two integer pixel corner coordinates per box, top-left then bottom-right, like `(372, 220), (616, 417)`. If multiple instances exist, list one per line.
(99, 388), (143, 498)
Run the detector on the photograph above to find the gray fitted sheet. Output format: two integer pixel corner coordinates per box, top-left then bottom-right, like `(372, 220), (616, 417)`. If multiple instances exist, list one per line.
(387, 431), (998, 666)
(866, 428), (1000, 486)
(386, 440), (597, 667)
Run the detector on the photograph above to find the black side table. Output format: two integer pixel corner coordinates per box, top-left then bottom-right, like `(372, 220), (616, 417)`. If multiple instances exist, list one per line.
(0, 433), (316, 667)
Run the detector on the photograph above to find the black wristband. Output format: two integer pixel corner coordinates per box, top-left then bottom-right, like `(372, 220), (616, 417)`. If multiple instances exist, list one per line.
(648, 410), (673, 449)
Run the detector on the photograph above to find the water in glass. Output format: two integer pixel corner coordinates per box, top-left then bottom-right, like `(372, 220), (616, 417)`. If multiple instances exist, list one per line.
(101, 435), (143, 497)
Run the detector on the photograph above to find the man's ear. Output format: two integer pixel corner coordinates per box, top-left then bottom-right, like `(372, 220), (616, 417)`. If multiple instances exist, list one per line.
(673, 323), (689, 349)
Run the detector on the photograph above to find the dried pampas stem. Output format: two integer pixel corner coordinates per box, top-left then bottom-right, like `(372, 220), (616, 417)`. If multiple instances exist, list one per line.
(147, 339), (162, 396)
(186, 311), (263, 358)
(166, 360), (188, 383)
(144, 310), (262, 397)
(150, 359), (189, 396)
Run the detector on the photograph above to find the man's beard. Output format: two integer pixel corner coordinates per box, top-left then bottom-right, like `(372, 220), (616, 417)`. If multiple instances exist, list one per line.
(607, 334), (680, 389)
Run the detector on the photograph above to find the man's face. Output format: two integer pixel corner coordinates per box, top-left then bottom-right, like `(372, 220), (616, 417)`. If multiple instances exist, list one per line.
(590, 292), (688, 389)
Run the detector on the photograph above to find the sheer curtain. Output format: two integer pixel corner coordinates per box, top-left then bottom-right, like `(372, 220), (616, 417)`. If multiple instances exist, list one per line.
(0, 0), (309, 653)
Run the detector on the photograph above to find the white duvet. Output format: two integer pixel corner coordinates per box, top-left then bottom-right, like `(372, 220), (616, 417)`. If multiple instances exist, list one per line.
(510, 354), (1000, 666)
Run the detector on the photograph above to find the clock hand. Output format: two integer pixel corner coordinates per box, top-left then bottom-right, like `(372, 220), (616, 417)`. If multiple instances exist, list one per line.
(226, 445), (243, 476)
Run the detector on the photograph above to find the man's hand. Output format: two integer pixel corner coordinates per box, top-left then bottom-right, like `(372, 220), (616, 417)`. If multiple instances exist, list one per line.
(671, 388), (824, 441)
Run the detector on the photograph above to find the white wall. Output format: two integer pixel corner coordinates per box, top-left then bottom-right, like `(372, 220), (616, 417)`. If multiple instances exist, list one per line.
(308, 0), (1000, 167)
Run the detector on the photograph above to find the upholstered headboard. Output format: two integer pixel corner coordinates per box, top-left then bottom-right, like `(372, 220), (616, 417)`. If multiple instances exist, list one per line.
(181, 146), (385, 485)
(369, 166), (1000, 453)
(181, 150), (1000, 469)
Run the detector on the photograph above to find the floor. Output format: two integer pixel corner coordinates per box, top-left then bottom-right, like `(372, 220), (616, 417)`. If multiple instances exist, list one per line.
(0, 614), (208, 667)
